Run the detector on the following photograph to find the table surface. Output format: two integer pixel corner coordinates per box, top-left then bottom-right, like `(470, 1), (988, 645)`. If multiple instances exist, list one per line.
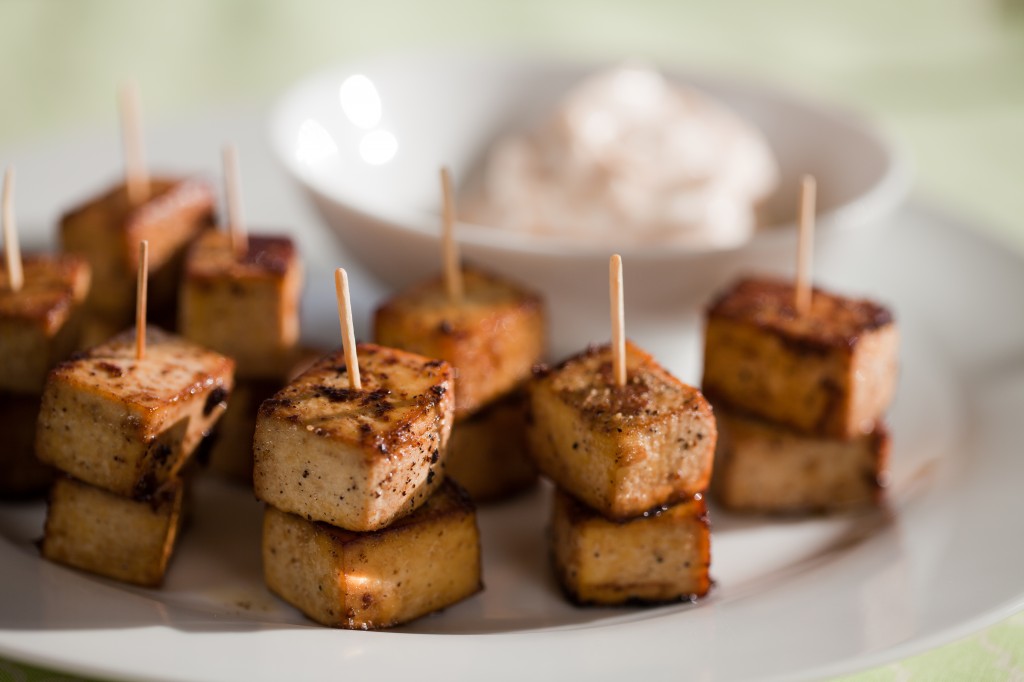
(1, 1), (1023, 680)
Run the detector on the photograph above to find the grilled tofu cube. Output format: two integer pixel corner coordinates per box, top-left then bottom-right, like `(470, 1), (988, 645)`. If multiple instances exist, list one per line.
(446, 389), (537, 502)
(180, 232), (302, 380)
(41, 475), (184, 586)
(551, 488), (711, 605)
(60, 177), (215, 325)
(713, 408), (890, 513)
(527, 342), (716, 520)
(253, 344), (454, 531)
(703, 277), (899, 439)
(374, 267), (545, 419)
(0, 254), (90, 394)
(0, 393), (52, 497)
(36, 327), (234, 498)
(263, 479), (482, 629)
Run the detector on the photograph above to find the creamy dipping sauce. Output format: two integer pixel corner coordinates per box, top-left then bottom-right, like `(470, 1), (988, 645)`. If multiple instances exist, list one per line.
(466, 66), (779, 247)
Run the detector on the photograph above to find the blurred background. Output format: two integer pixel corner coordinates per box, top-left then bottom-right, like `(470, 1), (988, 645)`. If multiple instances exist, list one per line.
(0, 0), (1022, 244)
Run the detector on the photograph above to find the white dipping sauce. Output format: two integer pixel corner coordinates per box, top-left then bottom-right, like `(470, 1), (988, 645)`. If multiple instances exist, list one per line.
(468, 66), (779, 247)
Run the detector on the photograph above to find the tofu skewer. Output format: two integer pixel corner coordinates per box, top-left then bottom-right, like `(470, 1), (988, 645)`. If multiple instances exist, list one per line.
(373, 168), (546, 500)
(0, 167), (90, 496)
(704, 178), (898, 514)
(529, 255), (716, 604)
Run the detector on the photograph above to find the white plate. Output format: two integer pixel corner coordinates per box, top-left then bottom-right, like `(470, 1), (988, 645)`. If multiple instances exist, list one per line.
(1, 109), (1023, 682)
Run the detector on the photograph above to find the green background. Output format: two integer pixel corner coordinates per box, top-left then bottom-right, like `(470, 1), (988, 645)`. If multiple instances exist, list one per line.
(1, 0), (1022, 679)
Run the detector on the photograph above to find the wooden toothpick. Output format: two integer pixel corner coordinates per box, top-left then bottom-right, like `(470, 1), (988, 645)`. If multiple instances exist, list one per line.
(440, 166), (463, 303)
(222, 145), (248, 255)
(135, 240), (149, 360)
(610, 254), (626, 387)
(120, 82), (150, 205)
(795, 175), (816, 315)
(2, 167), (23, 292)
(335, 267), (362, 390)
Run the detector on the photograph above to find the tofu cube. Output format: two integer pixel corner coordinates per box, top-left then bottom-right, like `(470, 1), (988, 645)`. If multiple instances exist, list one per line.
(703, 277), (899, 439)
(374, 267), (545, 419)
(551, 488), (711, 605)
(527, 341), (716, 520)
(712, 408), (890, 514)
(41, 475), (184, 586)
(0, 254), (90, 394)
(253, 344), (454, 531)
(446, 389), (537, 502)
(0, 393), (52, 497)
(36, 327), (234, 498)
(60, 177), (216, 325)
(180, 231), (303, 380)
(263, 479), (482, 629)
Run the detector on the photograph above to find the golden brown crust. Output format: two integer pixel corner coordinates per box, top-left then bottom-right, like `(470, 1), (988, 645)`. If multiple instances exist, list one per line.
(374, 265), (545, 418)
(707, 277), (894, 352)
(0, 254), (90, 332)
(185, 231), (298, 281)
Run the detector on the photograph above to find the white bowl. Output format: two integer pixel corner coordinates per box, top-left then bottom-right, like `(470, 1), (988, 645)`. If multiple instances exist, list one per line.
(270, 51), (909, 354)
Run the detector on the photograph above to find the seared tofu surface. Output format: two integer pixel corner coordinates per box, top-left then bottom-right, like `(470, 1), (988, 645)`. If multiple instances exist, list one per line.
(36, 327), (234, 498)
(704, 277), (899, 438)
(263, 479), (482, 629)
(374, 266), (545, 419)
(42, 475), (185, 587)
(253, 344), (454, 531)
(60, 177), (215, 323)
(180, 232), (302, 380)
(713, 407), (889, 513)
(551, 488), (711, 605)
(0, 393), (52, 497)
(446, 389), (537, 502)
(0, 254), (91, 393)
(528, 341), (716, 520)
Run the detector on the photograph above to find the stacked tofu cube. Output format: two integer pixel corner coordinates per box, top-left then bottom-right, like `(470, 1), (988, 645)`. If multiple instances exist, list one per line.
(0, 254), (90, 496)
(179, 231), (304, 481)
(703, 277), (899, 513)
(36, 328), (234, 585)
(60, 177), (216, 336)
(254, 344), (483, 629)
(527, 341), (717, 605)
(375, 267), (546, 501)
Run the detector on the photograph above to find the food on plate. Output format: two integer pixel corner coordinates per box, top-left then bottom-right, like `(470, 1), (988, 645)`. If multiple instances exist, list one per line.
(253, 343), (455, 531)
(466, 65), (778, 246)
(59, 177), (216, 328)
(703, 276), (899, 514)
(374, 265), (545, 500)
(713, 409), (890, 513)
(263, 479), (482, 629)
(551, 488), (710, 605)
(0, 251), (90, 497)
(374, 267), (545, 420)
(703, 277), (899, 439)
(41, 475), (185, 587)
(35, 327), (234, 498)
(527, 341), (716, 520)
(442, 390), (536, 502)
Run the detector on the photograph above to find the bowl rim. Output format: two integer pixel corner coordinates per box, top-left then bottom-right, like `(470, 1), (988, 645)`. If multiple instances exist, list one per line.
(268, 49), (912, 259)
